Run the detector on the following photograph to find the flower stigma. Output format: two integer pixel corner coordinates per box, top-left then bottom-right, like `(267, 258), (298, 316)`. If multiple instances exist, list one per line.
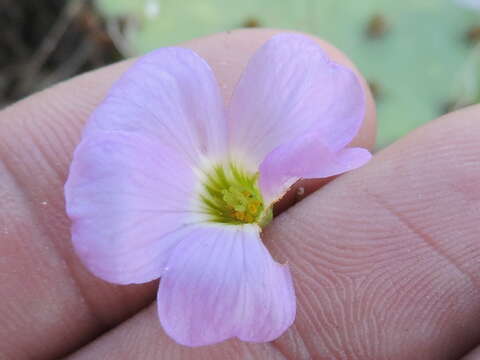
(200, 163), (272, 227)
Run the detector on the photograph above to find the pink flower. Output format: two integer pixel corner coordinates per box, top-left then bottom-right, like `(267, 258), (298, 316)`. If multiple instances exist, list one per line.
(65, 33), (371, 347)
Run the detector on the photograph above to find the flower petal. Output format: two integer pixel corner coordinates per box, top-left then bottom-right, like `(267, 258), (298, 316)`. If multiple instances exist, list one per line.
(157, 224), (295, 347)
(65, 132), (198, 284)
(85, 47), (227, 165)
(227, 33), (365, 169)
(259, 132), (372, 204)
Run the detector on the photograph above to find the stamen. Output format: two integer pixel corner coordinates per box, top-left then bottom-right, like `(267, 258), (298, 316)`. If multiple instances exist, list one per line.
(200, 163), (271, 226)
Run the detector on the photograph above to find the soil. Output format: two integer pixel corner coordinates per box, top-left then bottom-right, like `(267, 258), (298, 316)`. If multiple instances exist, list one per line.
(0, 0), (122, 108)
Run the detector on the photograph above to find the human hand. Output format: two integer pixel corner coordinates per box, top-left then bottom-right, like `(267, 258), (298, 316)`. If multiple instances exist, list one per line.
(0, 29), (478, 360)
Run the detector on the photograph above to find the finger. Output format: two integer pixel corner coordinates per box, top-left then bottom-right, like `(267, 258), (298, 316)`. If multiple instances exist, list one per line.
(68, 106), (480, 359)
(269, 104), (480, 359)
(0, 28), (375, 359)
(463, 345), (480, 360)
(68, 306), (285, 360)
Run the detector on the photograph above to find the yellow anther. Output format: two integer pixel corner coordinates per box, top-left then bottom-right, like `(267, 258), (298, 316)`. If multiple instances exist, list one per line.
(243, 190), (253, 198)
(247, 203), (258, 214)
(235, 211), (245, 221)
(201, 164), (268, 225)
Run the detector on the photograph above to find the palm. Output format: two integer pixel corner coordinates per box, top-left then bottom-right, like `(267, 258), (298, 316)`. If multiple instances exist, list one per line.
(1, 29), (478, 360)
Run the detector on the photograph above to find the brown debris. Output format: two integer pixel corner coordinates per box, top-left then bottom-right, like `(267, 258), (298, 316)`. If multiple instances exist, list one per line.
(0, 0), (122, 108)
(366, 14), (389, 39)
(466, 26), (480, 44)
(243, 17), (261, 28)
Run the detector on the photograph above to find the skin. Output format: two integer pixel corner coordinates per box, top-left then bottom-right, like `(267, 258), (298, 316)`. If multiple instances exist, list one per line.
(0, 28), (479, 360)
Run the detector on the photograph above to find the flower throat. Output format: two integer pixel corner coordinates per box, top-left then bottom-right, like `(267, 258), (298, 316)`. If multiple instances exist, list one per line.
(200, 164), (272, 226)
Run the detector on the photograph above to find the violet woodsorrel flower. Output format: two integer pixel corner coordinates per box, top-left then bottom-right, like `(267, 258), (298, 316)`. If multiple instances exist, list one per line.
(65, 33), (371, 347)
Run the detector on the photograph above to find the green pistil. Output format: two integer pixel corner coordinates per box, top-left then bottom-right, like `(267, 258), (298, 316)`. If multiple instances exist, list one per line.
(200, 164), (272, 226)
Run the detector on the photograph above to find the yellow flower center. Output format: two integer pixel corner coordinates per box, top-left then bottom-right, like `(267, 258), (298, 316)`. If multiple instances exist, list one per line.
(200, 164), (272, 226)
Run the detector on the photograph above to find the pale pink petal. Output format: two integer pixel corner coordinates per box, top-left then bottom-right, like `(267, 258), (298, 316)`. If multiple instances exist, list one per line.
(86, 47), (227, 165)
(65, 132), (198, 284)
(227, 33), (364, 168)
(259, 131), (371, 204)
(157, 224), (295, 347)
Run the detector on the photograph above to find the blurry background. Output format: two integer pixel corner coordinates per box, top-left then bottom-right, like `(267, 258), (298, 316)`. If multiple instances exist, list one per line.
(1, 0), (479, 146)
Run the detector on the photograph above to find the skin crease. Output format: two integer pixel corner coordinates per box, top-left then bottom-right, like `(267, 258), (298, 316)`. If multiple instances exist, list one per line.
(0, 28), (479, 359)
